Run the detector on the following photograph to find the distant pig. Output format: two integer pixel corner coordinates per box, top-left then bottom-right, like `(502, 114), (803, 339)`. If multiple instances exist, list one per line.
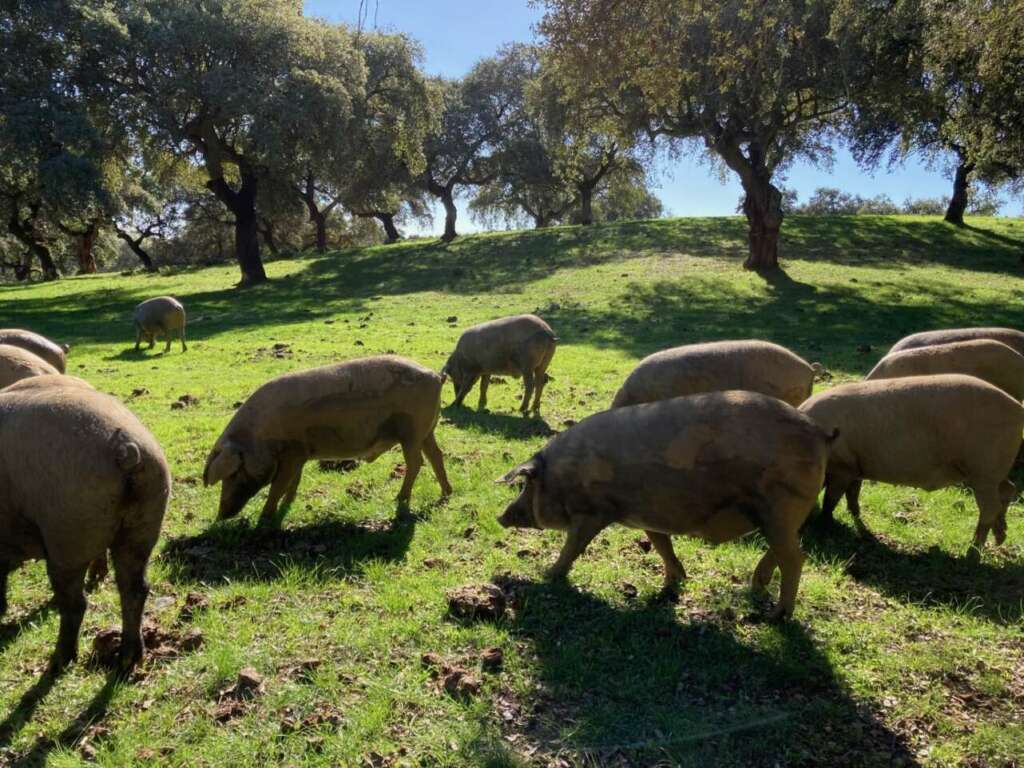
(0, 384), (170, 671)
(889, 327), (1024, 358)
(442, 314), (556, 414)
(0, 343), (60, 389)
(204, 356), (452, 523)
(867, 339), (1024, 401)
(497, 392), (835, 619)
(800, 374), (1024, 557)
(134, 296), (187, 352)
(0, 329), (68, 372)
(611, 340), (815, 408)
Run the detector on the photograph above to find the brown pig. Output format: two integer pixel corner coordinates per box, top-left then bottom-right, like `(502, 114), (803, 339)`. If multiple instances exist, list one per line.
(204, 356), (452, 523)
(611, 340), (814, 409)
(0, 343), (60, 389)
(0, 384), (170, 671)
(2, 374), (94, 393)
(799, 374), (1024, 556)
(134, 296), (187, 352)
(442, 314), (556, 413)
(0, 329), (68, 372)
(866, 339), (1024, 401)
(497, 392), (835, 619)
(889, 327), (1024, 358)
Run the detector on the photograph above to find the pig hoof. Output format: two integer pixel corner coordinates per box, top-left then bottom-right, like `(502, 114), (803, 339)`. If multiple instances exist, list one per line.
(655, 585), (681, 604)
(964, 546), (982, 565)
(765, 605), (791, 623)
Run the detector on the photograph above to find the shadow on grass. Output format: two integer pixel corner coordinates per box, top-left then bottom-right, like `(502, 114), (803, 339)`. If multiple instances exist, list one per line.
(158, 515), (419, 584)
(804, 521), (1024, 625)
(0, 671), (120, 764)
(0, 603), (53, 657)
(491, 577), (917, 767)
(440, 405), (555, 441)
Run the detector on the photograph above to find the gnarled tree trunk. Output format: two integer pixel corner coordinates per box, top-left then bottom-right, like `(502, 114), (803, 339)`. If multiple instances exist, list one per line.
(114, 227), (156, 271)
(75, 221), (99, 274)
(208, 171), (267, 286)
(258, 217), (279, 255)
(578, 183), (595, 226)
(7, 205), (58, 280)
(440, 186), (458, 242)
(375, 212), (401, 243)
(945, 157), (974, 226)
(741, 178), (783, 271)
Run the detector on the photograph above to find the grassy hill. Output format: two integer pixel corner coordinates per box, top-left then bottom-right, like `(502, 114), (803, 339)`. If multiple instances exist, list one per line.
(1, 215), (1023, 767)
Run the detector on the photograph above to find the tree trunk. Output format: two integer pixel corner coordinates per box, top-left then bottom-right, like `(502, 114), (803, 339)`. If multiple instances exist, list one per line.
(7, 209), (58, 280)
(115, 228), (155, 271)
(944, 159), (974, 226)
(375, 212), (401, 244)
(75, 222), (99, 275)
(740, 178), (783, 271)
(208, 171), (267, 285)
(259, 217), (279, 255)
(440, 187), (458, 242)
(312, 210), (327, 252)
(534, 214), (550, 229)
(578, 183), (594, 226)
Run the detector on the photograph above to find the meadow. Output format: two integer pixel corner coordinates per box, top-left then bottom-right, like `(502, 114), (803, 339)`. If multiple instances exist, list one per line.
(1, 214), (1023, 767)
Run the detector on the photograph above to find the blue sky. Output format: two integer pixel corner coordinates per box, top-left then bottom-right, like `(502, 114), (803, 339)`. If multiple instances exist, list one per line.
(306, 0), (1019, 230)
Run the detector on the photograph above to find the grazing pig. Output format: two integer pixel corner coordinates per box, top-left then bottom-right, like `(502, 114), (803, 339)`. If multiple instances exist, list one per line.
(0, 385), (170, 671)
(0, 343), (60, 389)
(2, 374), (94, 393)
(799, 374), (1024, 557)
(611, 339), (815, 409)
(867, 339), (1024, 401)
(134, 296), (187, 352)
(889, 327), (1024, 358)
(497, 392), (835, 619)
(0, 329), (68, 372)
(442, 314), (556, 414)
(204, 356), (452, 523)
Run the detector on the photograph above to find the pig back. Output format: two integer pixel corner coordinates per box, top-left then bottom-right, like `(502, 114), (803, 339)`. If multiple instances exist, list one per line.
(613, 340), (814, 408)
(866, 340), (1024, 401)
(0, 329), (67, 372)
(226, 356), (443, 450)
(801, 374), (1024, 488)
(0, 386), (170, 566)
(540, 391), (830, 531)
(0, 343), (60, 389)
(135, 296), (184, 329)
(889, 327), (1024, 357)
(456, 315), (555, 371)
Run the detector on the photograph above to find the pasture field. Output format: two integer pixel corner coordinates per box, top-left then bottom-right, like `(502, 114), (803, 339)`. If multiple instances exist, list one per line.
(2, 215), (1024, 767)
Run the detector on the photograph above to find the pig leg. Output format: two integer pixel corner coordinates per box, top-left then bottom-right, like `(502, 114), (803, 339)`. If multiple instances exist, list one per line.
(519, 370), (535, 414)
(453, 375), (479, 407)
(46, 562), (88, 672)
(164, 333), (172, 353)
(281, 463), (305, 511)
(968, 481), (1011, 558)
(994, 479), (1015, 545)
(647, 532), (686, 588)
(531, 345), (556, 412)
(133, 323), (142, 351)
(819, 473), (847, 525)
(478, 375), (490, 410)
(751, 550), (777, 593)
(396, 440), (424, 508)
(111, 535), (155, 672)
(422, 432), (453, 497)
(0, 561), (9, 617)
(545, 517), (606, 579)
(180, 323), (187, 352)
(260, 454), (306, 524)
(761, 523), (805, 621)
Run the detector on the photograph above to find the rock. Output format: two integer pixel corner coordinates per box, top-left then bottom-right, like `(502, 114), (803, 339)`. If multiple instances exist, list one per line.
(446, 584), (507, 622)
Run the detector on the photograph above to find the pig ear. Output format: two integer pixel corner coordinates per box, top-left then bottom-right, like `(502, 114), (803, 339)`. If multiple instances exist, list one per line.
(496, 457), (540, 485)
(203, 443), (242, 486)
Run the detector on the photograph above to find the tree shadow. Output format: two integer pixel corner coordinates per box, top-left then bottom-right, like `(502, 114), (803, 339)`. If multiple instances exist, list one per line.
(158, 515), (419, 585)
(440, 405), (555, 441)
(803, 521), (1024, 625)
(0, 603), (53, 657)
(0, 670), (119, 764)
(494, 577), (917, 766)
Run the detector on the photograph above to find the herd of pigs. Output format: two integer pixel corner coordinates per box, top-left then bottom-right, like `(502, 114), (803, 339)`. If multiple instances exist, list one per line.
(1, 293), (1023, 677)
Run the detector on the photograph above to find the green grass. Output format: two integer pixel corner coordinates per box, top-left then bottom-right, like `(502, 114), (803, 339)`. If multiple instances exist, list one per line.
(2, 214), (1024, 767)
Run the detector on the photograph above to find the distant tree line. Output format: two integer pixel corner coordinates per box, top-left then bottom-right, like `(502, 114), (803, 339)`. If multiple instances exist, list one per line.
(782, 187), (1004, 217)
(1, 0), (1021, 284)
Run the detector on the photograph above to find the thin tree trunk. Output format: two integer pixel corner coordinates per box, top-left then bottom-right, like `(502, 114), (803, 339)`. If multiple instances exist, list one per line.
(740, 177), (783, 271)
(313, 211), (327, 252)
(578, 183), (595, 226)
(75, 221), (99, 274)
(115, 228), (155, 271)
(440, 187), (458, 242)
(208, 171), (267, 285)
(375, 212), (401, 243)
(945, 158), (974, 226)
(534, 214), (549, 229)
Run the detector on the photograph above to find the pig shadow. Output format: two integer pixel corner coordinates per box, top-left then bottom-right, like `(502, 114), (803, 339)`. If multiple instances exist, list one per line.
(0, 670), (119, 762)
(158, 516), (417, 584)
(0, 603), (53, 657)
(492, 576), (917, 767)
(803, 521), (1024, 625)
(440, 405), (556, 441)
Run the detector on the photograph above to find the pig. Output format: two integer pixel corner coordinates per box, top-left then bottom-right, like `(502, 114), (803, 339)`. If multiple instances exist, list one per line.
(612, 339), (815, 408)
(134, 296), (187, 352)
(889, 327), (1024, 358)
(799, 374), (1024, 557)
(0, 343), (60, 389)
(866, 339), (1024, 401)
(0, 384), (170, 671)
(0, 329), (68, 372)
(497, 391), (836, 619)
(2, 374), (94, 393)
(204, 355), (452, 523)
(442, 314), (556, 414)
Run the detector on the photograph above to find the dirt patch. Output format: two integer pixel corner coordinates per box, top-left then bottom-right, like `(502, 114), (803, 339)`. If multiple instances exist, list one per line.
(319, 459), (360, 473)
(170, 394), (199, 410)
(421, 653), (482, 701)
(446, 583), (507, 622)
(176, 591), (209, 624)
(89, 618), (204, 669)
(213, 668), (265, 724)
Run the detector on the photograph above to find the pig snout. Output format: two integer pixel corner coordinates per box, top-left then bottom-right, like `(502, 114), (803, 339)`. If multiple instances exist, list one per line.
(497, 495), (538, 529)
